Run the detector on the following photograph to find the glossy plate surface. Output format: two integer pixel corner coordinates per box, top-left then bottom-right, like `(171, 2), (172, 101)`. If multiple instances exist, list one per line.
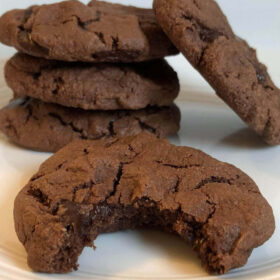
(0, 55), (279, 280)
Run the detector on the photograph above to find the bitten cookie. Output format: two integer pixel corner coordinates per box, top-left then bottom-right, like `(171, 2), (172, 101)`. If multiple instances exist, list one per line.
(14, 133), (275, 274)
(0, 98), (180, 152)
(0, 0), (178, 62)
(153, 0), (280, 145)
(5, 53), (179, 111)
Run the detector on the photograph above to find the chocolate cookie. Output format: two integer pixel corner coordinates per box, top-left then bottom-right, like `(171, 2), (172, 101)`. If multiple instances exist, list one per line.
(88, 0), (178, 60)
(0, 0), (178, 62)
(0, 98), (180, 152)
(153, 0), (280, 145)
(5, 53), (179, 111)
(14, 133), (275, 274)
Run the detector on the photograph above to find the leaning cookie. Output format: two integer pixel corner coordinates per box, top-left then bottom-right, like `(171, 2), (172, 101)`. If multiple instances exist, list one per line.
(0, 0), (178, 62)
(14, 133), (274, 274)
(6, 54), (179, 111)
(0, 98), (180, 152)
(154, 0), (280, 145)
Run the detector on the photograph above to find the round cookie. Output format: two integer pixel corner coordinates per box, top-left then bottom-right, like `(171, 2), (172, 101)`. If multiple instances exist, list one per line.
(153, 0), (280, 145)
(0, 98), (180, 152)
(14, 133), (274, 274)
(0, 0), (178, 63)
(6, 53), (180, 111)
(88, 0), (178, 60)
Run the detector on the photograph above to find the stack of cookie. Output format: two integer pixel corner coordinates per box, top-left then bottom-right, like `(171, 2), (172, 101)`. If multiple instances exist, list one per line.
(0, 0), (180, 152)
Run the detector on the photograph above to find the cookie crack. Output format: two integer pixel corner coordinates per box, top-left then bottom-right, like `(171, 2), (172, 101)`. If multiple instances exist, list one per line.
(190, 192), (222, 273)
(48, 112), (86, 139)
(16, 8), (50, 56)
(56, 160), (68, 171)
(172, 177), (181, 193)
(28, 188), (50, 207)
(111, 36), (119, 51)
(155, 161), (200, 169)
(78, 18), (100, 28)
(30, 174), (44, 182)
(105, 138), (120, 148)
(108, 120), (115, 137)
(135, 118), (156, 134)
(194, 176), (232, 190)
(197, 45), (208, 67)
(105, 147), (141, 202)
(128, 144), (140, 157)
(105, 111), (131, 137)
(17, 7), (33, 32)
(25, 106), (33, 123)
(105, 163), (123, 201)
(73, 180), (95, 202)
(22, 99), (41, 123)
(64, 14), (101, 30)
(181, 14), (225, 44)
(94, 32), (105, 44)
(181, 13), (227, 67)
(205, 194), (216, 223)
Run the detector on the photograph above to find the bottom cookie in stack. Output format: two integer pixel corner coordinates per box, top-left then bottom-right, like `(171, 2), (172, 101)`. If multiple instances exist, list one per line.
(0, 98), (180, 152)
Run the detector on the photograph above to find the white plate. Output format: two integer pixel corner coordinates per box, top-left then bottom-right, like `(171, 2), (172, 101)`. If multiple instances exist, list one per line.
(0, 60), (279, 280)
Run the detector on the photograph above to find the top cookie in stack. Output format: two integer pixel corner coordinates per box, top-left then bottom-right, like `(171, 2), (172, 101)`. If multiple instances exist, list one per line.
(0, 0), (181, 152)
(0, 0), (178, 62)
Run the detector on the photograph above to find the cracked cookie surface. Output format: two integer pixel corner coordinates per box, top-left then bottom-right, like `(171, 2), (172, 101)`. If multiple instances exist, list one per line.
(0, 0), (178, 62)
(87, 0), (178, 60)
(14, 133), (275, 273)
(153, 0), (280, 145)
(0, 98), (180, 152)
(5, 53), (179, 111)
